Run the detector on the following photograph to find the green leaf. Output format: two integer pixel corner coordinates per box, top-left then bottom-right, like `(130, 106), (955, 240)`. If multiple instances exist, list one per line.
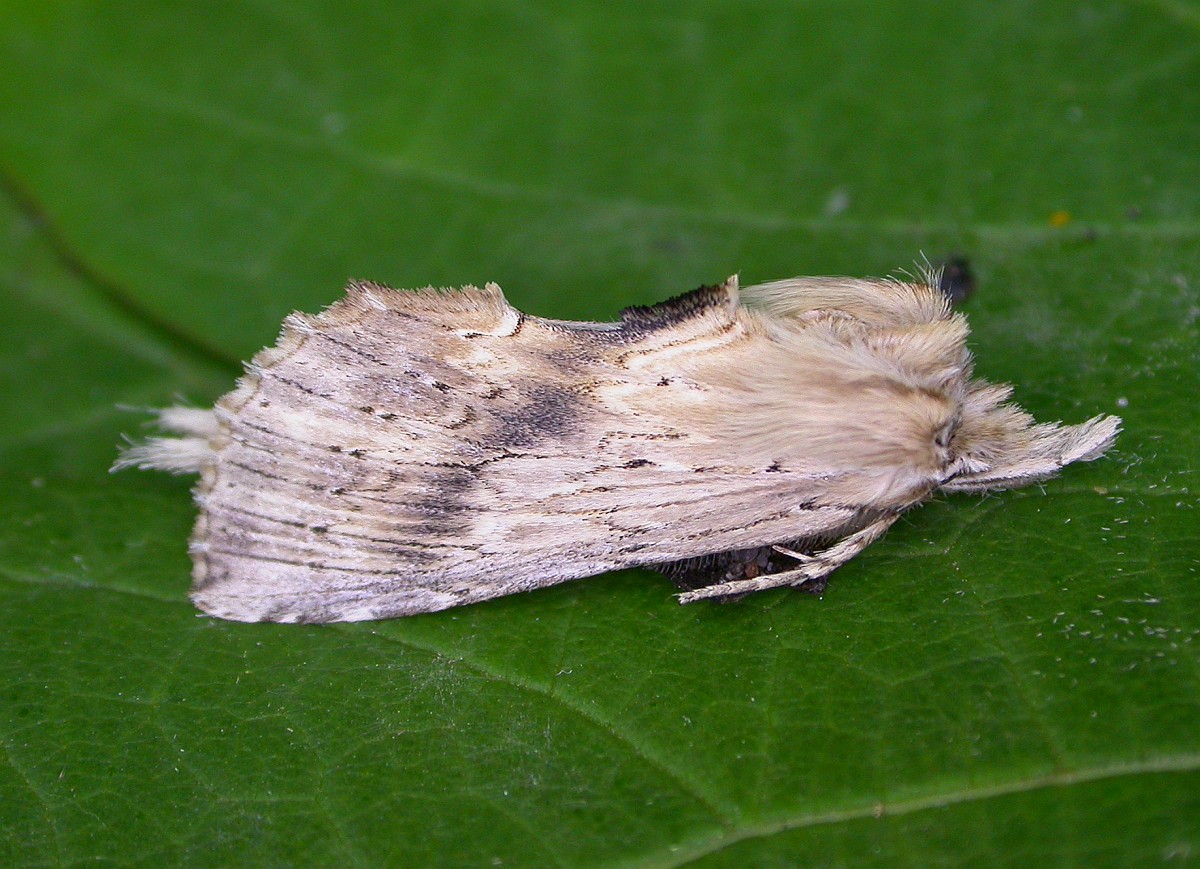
(1, 2), (1197, 866)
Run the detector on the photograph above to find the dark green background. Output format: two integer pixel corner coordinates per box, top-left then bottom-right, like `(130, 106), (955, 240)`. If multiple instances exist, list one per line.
(2, 2), (1197, 866)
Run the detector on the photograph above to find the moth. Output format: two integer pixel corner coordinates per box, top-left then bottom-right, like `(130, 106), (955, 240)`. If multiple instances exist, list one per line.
(117, 273), (1121, 623)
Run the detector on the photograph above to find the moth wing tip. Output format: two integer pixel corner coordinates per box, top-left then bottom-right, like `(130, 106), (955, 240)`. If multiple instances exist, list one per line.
(341, 279), (393, 312)
(189, 596), (256, 623)
(190, 587), (297, 623)
(1064, 413), (1123, 463)
(190, 576), (463, 623)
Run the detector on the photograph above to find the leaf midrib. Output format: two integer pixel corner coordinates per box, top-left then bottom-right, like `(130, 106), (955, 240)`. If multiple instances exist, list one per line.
(627, 755), (1200, 869)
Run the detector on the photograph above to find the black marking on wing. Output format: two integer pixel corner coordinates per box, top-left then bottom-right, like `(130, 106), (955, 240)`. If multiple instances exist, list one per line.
(618, 283), (733, 334)
(410, 467), (478, 537)
(490, 383), (581, 448)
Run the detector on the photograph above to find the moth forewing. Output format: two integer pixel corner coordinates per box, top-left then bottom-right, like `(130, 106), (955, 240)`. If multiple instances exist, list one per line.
(118, 274), (1120, 623)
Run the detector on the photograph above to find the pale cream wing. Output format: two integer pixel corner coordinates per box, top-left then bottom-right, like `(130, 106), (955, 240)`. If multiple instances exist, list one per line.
(191, 280), (867, 622)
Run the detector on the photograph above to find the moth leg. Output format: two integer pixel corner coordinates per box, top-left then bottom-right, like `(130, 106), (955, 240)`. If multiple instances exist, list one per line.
(675, 515), (899, 604)
(768, 544), (827, 593)
(770, 544), (817, 563)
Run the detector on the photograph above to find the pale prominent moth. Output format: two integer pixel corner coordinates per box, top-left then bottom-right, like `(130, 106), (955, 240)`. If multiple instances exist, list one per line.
(117, 273), (1120, 623)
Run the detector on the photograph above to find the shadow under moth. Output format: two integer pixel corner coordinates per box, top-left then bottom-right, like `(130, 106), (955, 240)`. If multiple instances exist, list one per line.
(117, 272), (1121, 623)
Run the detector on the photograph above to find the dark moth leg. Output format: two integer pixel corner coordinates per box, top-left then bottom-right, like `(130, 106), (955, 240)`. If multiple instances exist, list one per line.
(658, 543), (832, 602)
(668, 514), (900, 604)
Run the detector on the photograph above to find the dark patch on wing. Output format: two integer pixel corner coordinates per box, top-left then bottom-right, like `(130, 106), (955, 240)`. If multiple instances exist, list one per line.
(410, 467), (478, 537)
(446, 405), (478, 431)
(618, 282), (734, 335)
(490, 383), (581, 448)
(270, 373), (334, 400)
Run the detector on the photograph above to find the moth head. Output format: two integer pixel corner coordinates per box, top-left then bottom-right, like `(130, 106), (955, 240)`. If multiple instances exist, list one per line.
(938, 382), (1120, 492)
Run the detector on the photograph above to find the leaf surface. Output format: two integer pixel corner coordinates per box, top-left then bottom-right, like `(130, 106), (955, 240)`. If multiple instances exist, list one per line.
(1, 2), (1197, 866)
